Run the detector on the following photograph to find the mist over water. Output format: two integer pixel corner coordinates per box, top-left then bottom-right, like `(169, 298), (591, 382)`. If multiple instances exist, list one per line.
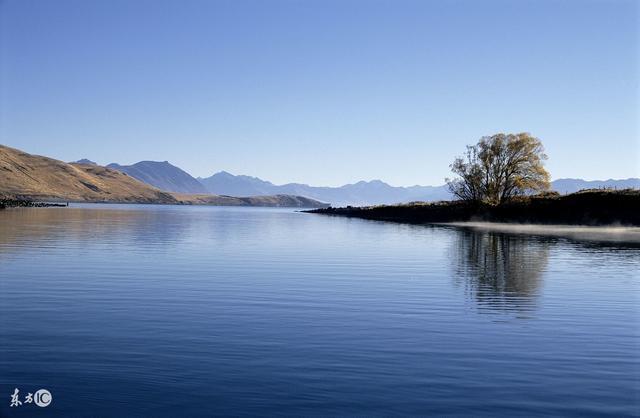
(0, 205), (638, 416)
(443, 222), (640, 243)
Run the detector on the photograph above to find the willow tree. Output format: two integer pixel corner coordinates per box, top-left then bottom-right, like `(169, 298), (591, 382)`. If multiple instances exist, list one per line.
(447, 133), (550, 204)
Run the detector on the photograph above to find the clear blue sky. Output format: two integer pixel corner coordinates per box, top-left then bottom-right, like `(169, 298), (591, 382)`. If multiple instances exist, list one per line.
(0, 0), (637, 186)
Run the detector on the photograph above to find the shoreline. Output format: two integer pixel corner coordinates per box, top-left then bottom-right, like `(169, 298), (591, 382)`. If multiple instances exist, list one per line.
(306, 189), (640, 228)
(0, 199), (326, 210)
(0, 199), (68, 209)
(0, 196), (329, 210)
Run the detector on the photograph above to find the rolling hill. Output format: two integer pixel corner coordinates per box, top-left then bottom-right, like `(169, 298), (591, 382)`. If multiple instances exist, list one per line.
(0, 144), (177, 203)
(173, 193), (329, 207)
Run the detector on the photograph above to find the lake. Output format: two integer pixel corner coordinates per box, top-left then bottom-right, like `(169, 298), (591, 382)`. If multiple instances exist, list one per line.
(0, 205), (638, 417)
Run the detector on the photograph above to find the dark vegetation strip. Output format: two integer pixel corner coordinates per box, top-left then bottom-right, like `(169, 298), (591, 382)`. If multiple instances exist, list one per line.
(307, 189), (640, 226)
(0, 199), (68, 209)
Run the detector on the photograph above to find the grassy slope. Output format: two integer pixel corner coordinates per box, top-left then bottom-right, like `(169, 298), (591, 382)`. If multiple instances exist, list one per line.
(0, 144), (177, 203)
(308, 189), (640, 226)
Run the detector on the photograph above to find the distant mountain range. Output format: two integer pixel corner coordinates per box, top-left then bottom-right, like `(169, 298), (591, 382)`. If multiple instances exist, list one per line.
(551, 178), (640, 194)
(197, 171), (452, 206)
(107, 161), (208, 194)
(90, 157), (639, 206)
(0, 144), (327, 207)
(73, 158), (97, 165)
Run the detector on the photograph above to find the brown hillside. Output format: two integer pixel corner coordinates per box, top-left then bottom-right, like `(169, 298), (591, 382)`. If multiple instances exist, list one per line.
(0, 144), (177, 203)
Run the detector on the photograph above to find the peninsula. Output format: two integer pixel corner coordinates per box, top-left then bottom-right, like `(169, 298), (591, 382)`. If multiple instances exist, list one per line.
(307, 189), (640, 226)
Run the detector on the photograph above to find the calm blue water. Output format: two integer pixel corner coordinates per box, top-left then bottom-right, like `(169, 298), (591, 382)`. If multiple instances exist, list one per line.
(0, 205), (638, 417)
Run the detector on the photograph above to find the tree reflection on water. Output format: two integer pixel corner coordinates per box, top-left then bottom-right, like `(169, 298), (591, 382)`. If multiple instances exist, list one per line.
(451, 228), (550, 315)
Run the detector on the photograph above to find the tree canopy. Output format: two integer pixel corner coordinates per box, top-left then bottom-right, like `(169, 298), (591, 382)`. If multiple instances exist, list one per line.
(447, 133), (550, 204)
